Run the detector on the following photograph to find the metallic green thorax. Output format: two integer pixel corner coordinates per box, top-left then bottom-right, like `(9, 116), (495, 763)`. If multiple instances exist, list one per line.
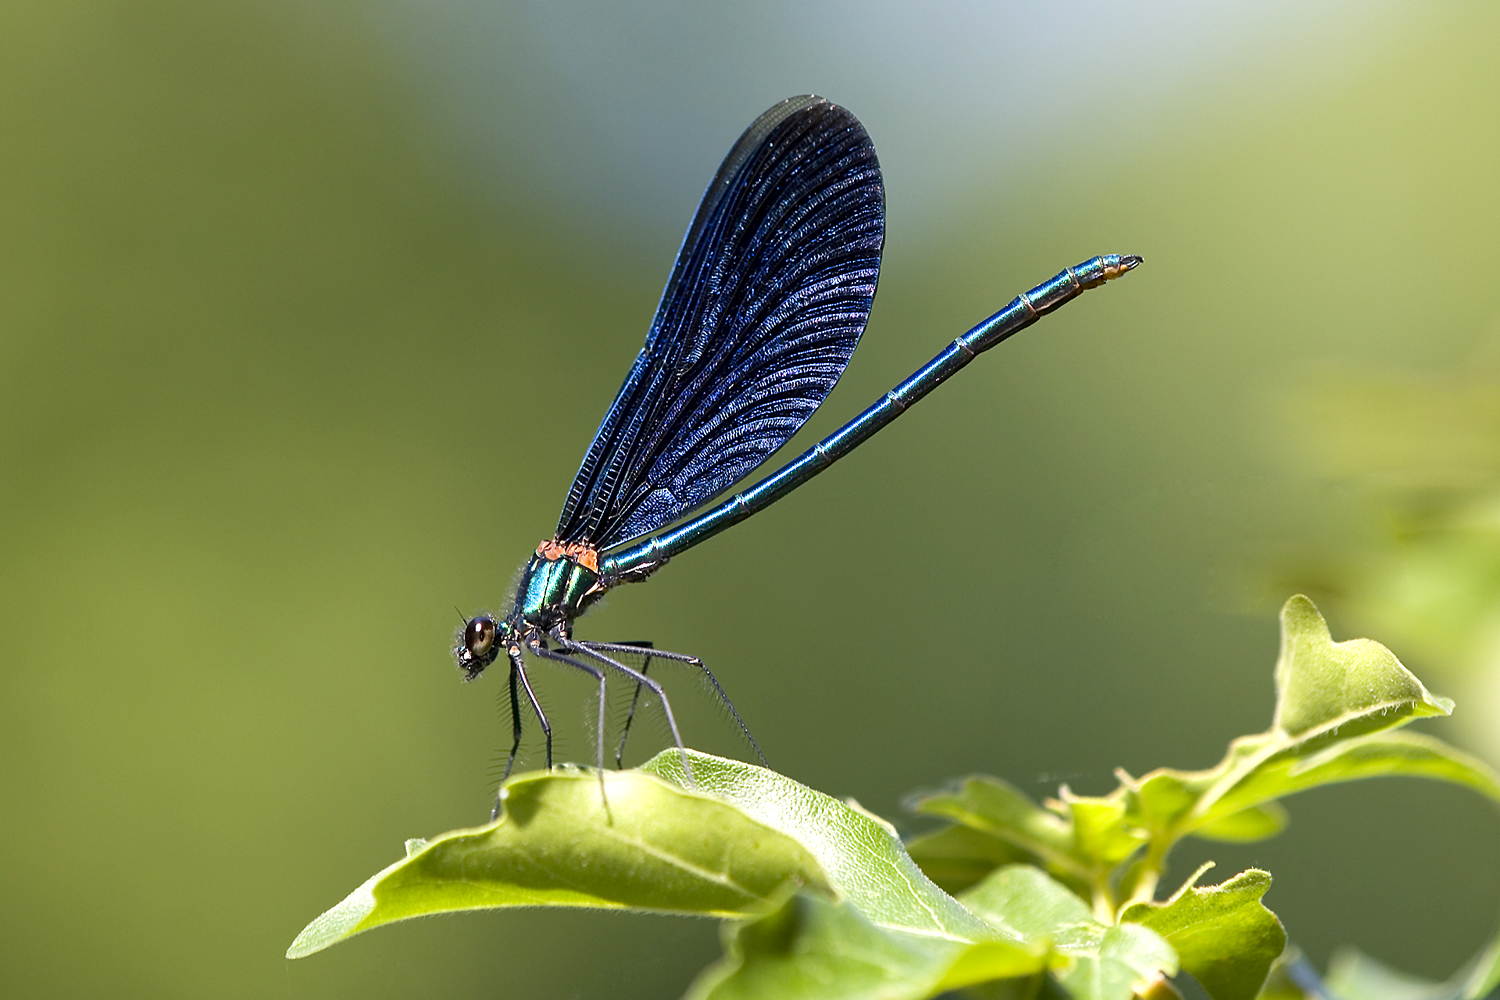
(514, 554), (601, 632)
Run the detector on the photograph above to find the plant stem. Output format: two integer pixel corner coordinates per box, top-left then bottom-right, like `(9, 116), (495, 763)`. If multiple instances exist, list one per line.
(1092, 868), (1118, 923)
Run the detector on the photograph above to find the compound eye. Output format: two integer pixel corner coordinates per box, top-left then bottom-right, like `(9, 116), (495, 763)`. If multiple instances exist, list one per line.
(464, 616), (498, 657)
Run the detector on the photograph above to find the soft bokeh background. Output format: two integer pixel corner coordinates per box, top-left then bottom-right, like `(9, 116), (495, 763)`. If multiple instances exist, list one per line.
(5, 1), (1500, 996)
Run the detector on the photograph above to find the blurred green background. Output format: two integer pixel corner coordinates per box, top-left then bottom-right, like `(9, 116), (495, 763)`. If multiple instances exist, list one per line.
(5, 1), (1500, 997)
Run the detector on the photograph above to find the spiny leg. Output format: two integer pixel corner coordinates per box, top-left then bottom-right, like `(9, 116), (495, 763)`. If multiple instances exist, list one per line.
(615, 657), (649, 768)
(495, 649), (551, 821)
(581, 639), (766, 768)
(529, 643), (610, 804)
(514, 651), (552, 770)
(607, 641), (654, 768)
(500, 658), (522, 779)
(564, 640), (695, 787)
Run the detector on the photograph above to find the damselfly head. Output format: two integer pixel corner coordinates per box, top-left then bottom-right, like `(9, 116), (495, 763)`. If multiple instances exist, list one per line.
(455, 615), (503, 680)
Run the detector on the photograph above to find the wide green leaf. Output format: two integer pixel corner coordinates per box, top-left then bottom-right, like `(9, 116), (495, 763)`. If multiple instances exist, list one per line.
(643, 750), (995, 941)
(1121, 866), (1285, 1000)
(287, 764), (833, 958)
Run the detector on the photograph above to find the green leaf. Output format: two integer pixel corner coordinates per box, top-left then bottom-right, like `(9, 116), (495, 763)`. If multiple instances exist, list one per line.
(287, 764), (833, 958)
(1115, 599), (1500, 1000)
(1124, 597), (1464, 846)
(1120, 867), (1286, 1000)
(902, 598), (1500, 1000)
(1273, 595), (1453, 742)
(693, 865), (1177, 1000)
(1323, 934), (1500, 1000)
(1059, 789), (1149, 867)
(1057, 924), (1178, 1000)
(903, 823), (1038, 894)
(685, 891), (1046, 1000)
(1325, 948), (1456, 1000)
(1463, 934), (1500, 1000)
(291, 751), (1001, 960)
(921, 599), (1462, 887)
(643, 750), (995, 941)
(1202, 731), (1500, 829)
(961, 865), (1178, 1000)
(908, 777), (1076, 860)
(1254, 949), (1317, 1000)
(1191, 803), (1288, 844)
(959, 864), (1092, 943)
(905, 776), (1107, 884)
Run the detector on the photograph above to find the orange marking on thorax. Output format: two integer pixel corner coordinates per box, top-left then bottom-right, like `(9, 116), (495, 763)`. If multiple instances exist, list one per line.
(536, 539), (600, 573)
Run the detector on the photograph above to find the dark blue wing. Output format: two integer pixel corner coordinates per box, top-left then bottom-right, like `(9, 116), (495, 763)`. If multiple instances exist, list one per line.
(555, 96), (885, 551)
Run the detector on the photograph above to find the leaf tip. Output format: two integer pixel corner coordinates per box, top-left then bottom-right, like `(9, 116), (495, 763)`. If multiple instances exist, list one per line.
(286, 877), (380, 959)
(1279, 594), (1329, 638)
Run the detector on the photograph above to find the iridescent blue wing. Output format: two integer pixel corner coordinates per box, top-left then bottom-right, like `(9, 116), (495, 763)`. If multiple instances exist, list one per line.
(555, 96), (885, 551)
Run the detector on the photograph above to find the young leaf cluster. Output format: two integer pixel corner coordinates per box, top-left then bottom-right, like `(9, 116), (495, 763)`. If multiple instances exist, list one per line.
(288, 597), (1500, 1000)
